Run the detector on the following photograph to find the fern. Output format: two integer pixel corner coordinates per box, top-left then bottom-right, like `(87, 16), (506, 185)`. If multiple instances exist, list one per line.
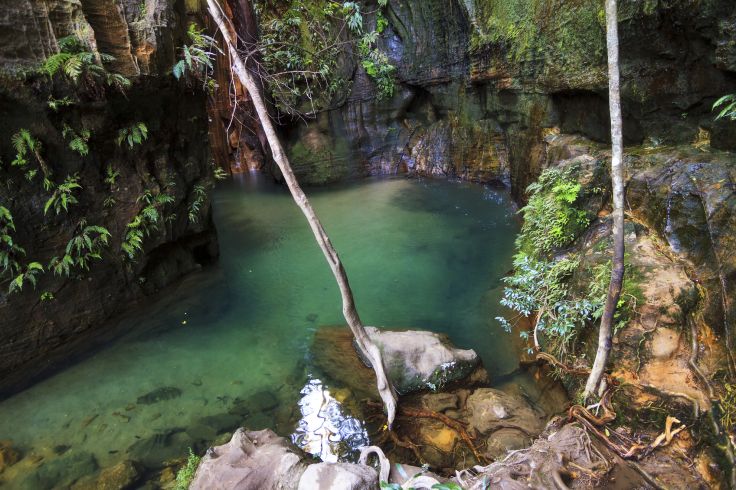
(0, 206), (26, 282)
(44, 174), (82, 215)
(172, 23), (217, 82)
(121, 190), (174, 260)
(62, 124), (91, 156)
(8, 262), (44, 294)
(713, 94), (736, 121)
(188, 184), (207, 223)
(47, 95), (74, 111)
(40, 35), (131, 92)
(116, 122), (148, 148)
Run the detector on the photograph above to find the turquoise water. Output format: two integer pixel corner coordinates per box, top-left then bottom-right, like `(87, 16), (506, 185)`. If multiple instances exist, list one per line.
(0, 175), (525, 487)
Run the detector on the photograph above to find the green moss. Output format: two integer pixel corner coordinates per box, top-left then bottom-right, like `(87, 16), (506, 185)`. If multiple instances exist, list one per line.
(174, 448), (201, 490)
(470, 0), (606, 75)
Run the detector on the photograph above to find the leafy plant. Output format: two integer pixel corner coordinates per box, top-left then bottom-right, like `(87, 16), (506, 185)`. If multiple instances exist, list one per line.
(116, 122), (148, 148)
(49, 219), (111, 276)
(213, 166), (228, 180)
(41, 35), (131, 92)
(174, 448), (200, 490)
(8, 262), (44, 294)
(187, 184), (206, 223)
(104, 164), (120, 186)
(0, 206), (26, 284)
(172, 23), (217, 84)
(10, 129), (51, 182)
(713, 94), (736, 121)
(47, 95), (74, 111)
(62, 124), (91, 156)
(720, 383), (736, 431)
(121, 190), (174, 260)
(44, 174), (82, 215)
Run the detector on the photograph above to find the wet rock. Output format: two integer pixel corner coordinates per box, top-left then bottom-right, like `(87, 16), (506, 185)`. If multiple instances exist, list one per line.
(248, 390), (280, 412)
(20, 451), (97, 490)
(297, 462), (378, 490)
(190, 428), (306, 489)
(466, 388), (546, 460)
(363, 327), (482, 394)
(467, 388), (544, 433)
(420, 393), (458, 413)
(0, 440), (20, 472)
(136, 386), (182, 405)
(126, 429), (194, 469)
(71, 460), (141, 490)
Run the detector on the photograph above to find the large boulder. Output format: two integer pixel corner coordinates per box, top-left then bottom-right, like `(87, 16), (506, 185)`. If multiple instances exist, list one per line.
(190, 429), (305, 490)
(191, 428), (379, 490)
(466, 388), (547, 460)
(297, 462), (378, 490)
(363, 327), (483, 394)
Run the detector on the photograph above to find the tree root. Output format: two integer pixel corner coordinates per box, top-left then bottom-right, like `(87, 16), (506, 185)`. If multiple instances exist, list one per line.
(366, 401), (486, 464)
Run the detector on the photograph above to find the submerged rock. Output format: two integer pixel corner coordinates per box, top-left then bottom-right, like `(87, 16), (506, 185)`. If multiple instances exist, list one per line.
(0, 440), (20, 473)
(126, 430), (194, 469)
(363, 327), (482, 394)
(71, 460), (141, 490)
(136, 387), (183, 405)
(19, 451), (97, 490)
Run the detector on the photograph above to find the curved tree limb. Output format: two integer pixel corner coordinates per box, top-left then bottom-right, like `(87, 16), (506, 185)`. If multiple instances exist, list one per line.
(205, 0), (398, 427)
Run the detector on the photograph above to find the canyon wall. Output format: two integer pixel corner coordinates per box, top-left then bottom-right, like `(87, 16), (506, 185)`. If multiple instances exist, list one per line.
(0, 0), (218, 392)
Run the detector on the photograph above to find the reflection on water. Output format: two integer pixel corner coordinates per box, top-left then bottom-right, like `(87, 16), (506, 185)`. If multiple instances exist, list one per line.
(291, 378), (368, 462)
(0, 174), (522, 488)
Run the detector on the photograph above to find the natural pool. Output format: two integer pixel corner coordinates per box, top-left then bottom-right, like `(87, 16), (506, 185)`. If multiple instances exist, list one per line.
(0, 174), (532, 488)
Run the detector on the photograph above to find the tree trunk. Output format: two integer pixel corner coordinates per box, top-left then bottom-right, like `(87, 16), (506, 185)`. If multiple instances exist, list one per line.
(584, 0), (625, 399)
(205, 0), (398, 427)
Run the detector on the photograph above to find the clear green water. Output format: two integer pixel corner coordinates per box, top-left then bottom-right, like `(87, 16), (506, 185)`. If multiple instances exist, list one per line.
(0, 175), (526, 488)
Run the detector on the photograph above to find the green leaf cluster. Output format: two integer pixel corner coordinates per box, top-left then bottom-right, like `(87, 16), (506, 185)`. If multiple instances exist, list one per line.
(62, 124), (91, 156)
(49, 219), (111, 276)
(44, 174), (82, 215)
(188, 184), (207, 224)
(172, 23), (217, 85)
(121, 190), (174, 260)
(116, 122), (148, 149)
(174, 448), (201, 490)
(41, 35), (131, 91)
(713, 94), (736, 121)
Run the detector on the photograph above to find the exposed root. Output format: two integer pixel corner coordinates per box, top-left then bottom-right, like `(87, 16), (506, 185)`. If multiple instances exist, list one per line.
(456, 424), (610, 489)
(366, 401), (486, 464)
(388, 430), (426, 466)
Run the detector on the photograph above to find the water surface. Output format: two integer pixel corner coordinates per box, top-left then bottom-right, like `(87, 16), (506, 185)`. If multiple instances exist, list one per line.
(0, 175), (525, 487)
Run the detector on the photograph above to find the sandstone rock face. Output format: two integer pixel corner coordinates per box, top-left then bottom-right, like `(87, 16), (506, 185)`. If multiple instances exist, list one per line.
(0, 1), (217, 392)
(364, 327), (482, 394)
(272, 0), (736, 199)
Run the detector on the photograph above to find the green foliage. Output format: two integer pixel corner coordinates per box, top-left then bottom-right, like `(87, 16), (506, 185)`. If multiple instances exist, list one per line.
(172, 23), (217, 86)
(713, 94), (736, 121)
(49, 219), (110, 276)
(255, 0), (394, 111)
(188, 184), (206, 223)
(44, 174), (81, 215)
(497, 166), (594, 356)
(47, 95), (74, 111)
(104, 164), (120, 186)
(517, 166), (589, 255)
(213, 166), (228, 180)
(11, 129), (40, 168)
(720, 384), (736, 431)
(41, 35), (131, 91)
(469, 0), (606, 75)
(62, 124), (91, 156)
(121, 190), (174, 260)
(9, 129), (51, 182)
(8, 262), (44, 294)
(174, 448), (201, 490)
(0, 206), (26, 284)
(116, 122), (148, 148)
